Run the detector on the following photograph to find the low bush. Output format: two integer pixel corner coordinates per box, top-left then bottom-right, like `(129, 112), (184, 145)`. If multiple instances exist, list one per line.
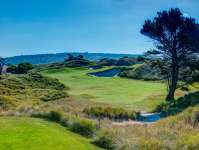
(32, 111), (62, 122)
(70, 117), (97, 137)
(84, 106), (139, 121)
(23, 73), (67, 90)
(40, 90), (67, 102)
(32, 111), (97, 137)
(119, 61), (164, 81)
(92, 130), (115, 150)
(7, 62), (34, 74)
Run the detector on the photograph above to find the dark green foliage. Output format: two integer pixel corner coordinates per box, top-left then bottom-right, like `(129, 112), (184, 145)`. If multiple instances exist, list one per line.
(117, 56), (141, 66)
(64, 54), (91, 67)
(116, 59), (131, 66)
(70, 118), (97, 137)
(17, 63), (34, 73)
(156, 91), (199, 115)
(7, 62), (34, 74)
(137, 56), (145, 62)
(84, 106), (139, 120)
(192, 71), (199, 82)
(97, 56), (140, 66)
(64, 59), (90, 67)
(6, 65), (17, 73)
(120, 59), (199, 82)
(46, 111), (62, 122)
(119, 61), (164, 81)
(93, 130), (115, 150)
(97, 58), (117, 66)
(32, 111), (62, 122)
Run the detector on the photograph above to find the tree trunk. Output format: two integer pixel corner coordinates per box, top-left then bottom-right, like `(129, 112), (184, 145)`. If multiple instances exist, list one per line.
(0, 66), (2, 75)
(166, 51), (179, 101)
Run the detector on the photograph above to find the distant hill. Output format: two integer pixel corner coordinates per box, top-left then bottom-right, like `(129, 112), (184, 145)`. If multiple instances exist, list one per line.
(5, 52), (140, 65)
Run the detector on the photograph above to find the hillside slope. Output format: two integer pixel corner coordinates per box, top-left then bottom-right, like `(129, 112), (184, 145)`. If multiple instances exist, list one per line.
(5, 52), (139, 65)
(0, 117), (102, 150)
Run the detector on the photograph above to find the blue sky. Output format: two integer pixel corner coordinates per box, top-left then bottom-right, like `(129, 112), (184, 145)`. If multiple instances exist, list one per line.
(0, 0), (198, 57)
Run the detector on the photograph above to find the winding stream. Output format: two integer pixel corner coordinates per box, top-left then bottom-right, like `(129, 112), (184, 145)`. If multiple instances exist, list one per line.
(112, 113), (163, 126)
(138, 112), (162, 122)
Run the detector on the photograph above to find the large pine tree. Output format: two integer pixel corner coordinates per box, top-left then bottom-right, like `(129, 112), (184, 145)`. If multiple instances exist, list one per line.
(141, 8), (199, 101)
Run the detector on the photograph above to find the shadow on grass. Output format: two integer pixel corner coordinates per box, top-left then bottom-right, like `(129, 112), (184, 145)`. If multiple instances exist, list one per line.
(156, 91), (199, 116)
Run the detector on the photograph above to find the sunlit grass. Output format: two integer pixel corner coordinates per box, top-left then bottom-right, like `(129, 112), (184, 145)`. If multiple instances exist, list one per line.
(42, 67), (167, 111)
(0, 117), (102, 150)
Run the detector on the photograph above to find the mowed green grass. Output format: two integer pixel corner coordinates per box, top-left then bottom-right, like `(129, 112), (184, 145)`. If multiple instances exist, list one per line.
(0, 117), (102, 150)
(42, 67), (166, 111)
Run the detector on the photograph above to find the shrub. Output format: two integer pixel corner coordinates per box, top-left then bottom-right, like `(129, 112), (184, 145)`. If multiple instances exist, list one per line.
(119, 61), (164, 81)
(93, 130), (115, 150)
(84, 106), (139, 121)
(32, 111), (97, 137)
(7, 62), (34, 74)
(6, 65), (17, 73)
(32, 111), (62, 123)
(23, 73), (67, 90)
(47, 111), (62, 122)
(40, 90), (67, 102)
(192, 70), (199, 82)
(70, 118), (97, 137)
(59, 116), (71, 127)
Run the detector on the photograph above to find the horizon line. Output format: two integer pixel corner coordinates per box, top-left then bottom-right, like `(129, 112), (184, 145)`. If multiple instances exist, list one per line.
(5, 51), (144, 58)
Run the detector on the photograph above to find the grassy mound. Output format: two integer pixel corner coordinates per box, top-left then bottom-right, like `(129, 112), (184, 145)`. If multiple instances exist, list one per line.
(0, 73), (68, 111)
(119, 62), (164, 81)
(0, 117), (102, 150)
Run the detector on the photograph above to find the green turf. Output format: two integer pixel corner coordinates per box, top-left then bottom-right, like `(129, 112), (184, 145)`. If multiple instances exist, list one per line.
(0, 117), (102, 150)
(42, 67), (166, 111)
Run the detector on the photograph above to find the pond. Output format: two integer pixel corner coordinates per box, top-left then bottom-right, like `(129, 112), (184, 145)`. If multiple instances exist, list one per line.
(89, 68), (121, 77)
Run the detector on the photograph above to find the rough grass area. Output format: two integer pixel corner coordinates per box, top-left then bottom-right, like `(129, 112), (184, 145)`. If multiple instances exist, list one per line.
(100, 104), (199, 150)
(42, 67), (168, 111)
(0, 73), (68, 111)
(0, 117), (102, 150)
